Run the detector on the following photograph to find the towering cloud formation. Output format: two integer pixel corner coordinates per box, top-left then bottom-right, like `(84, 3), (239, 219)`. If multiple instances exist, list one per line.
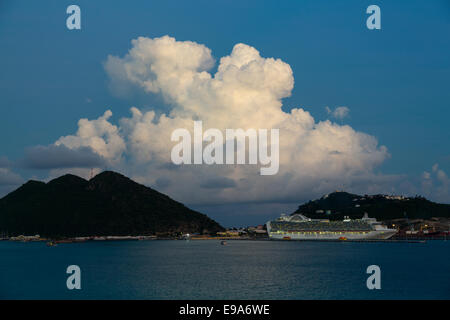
(54, 35), (391, 205)
(56, 110), (125, 164)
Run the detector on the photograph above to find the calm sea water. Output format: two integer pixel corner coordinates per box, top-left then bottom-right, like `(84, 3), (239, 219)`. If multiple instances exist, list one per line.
(0, 240), (448, 299)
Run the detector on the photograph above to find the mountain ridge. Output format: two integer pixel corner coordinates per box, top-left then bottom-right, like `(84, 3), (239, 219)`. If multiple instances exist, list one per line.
(293, 191), (450, 220)
(0, 171), (224, 237)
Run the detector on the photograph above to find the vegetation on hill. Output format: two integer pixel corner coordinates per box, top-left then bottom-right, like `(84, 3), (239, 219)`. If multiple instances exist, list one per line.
(293, 191), (450, 221)
(0, 171), (224, 237)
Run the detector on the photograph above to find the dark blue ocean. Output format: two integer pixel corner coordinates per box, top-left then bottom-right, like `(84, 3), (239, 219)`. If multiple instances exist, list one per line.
(1, 240), (448, 299)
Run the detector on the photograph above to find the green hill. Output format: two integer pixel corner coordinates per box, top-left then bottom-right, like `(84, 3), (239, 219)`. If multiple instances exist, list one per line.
(0, 171), (224, 237)
(293, 191), (450, 221)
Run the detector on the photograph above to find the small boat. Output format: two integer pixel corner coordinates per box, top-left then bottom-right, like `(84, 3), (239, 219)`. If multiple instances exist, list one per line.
(220, 240), (227, 245)
(182, 233), (191, 241)
(46, 241), (57, 247)
(338, 236), (348, 241)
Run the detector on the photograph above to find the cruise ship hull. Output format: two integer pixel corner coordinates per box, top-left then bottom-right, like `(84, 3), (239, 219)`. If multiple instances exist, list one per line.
(268, 230), (397, 240)
(266, 222), (397, 240)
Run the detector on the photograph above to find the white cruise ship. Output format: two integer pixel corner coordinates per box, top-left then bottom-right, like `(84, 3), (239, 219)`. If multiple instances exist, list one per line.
(266, 213), (397, 240)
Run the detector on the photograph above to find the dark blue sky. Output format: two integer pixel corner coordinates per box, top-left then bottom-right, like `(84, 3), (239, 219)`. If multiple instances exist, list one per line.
(0, 0), (449, 226)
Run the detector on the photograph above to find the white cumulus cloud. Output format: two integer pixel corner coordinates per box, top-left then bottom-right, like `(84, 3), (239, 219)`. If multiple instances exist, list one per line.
(55, 110), (126, 164)
(326, 106), (350, 120)
(421, 164), (450, 202)
(53, 35), (392, 205)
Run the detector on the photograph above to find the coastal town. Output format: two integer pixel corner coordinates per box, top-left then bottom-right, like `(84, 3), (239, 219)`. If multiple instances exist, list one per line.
(2, 216), (449, 244)
(0, 224), (269, 243)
